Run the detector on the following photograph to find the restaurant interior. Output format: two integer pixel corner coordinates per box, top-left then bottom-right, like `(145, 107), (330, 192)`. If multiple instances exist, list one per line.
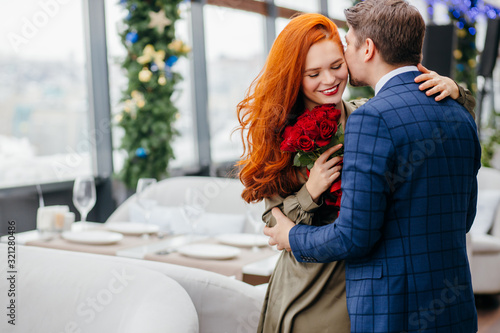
(2, 0), (500, 332)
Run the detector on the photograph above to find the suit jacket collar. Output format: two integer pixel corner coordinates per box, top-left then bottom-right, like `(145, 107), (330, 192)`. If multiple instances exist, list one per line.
(377, 71), (420, 96)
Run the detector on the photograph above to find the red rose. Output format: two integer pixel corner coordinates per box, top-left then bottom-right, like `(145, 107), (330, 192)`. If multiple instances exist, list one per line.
(319, 119), (337, 139)
(280, 126), (303, 152)
(330, 179), (341, 193)
(311, 104), (341, 122)
(312, 109), (327, 121)
(313, 104), (336, 113)
(326, 108), (341, 122)
(298, 118), (320, 140)
(314, 120), (335, 147)
(297, 135), (315, 151)
(297, 109), (313, 121)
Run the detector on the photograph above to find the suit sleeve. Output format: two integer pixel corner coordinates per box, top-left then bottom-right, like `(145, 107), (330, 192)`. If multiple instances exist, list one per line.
(289, 106), (395, 263)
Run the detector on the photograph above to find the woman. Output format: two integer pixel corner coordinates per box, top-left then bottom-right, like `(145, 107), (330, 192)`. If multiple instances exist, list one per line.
(236, 13), (475, 333)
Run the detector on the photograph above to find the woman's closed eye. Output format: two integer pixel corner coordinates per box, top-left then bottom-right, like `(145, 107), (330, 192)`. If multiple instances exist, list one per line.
(332, 63), (343, 70)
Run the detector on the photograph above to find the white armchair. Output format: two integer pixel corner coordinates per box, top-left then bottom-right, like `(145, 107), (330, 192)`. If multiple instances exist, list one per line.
(112, 257), (266, 332)
(106, 176), (265, 235)
(0, 244), (198, 333)
(469, 166), (500, 294)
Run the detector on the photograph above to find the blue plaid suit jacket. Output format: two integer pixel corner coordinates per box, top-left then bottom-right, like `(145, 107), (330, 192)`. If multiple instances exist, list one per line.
(289, 72), (480, 333)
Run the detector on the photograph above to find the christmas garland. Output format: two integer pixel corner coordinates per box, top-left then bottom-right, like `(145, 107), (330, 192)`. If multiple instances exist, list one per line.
(116, 0), (190, 189)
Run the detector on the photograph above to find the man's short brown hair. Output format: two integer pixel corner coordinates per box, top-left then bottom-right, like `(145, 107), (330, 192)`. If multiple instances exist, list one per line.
(344, 0), (425, 66)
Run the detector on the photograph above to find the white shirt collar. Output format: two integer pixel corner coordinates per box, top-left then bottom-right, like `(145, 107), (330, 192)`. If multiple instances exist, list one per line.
(374, 65), (419, 95)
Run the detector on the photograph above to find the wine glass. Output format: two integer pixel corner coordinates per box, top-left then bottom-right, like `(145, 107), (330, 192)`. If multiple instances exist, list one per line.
(72, 176), (97, 230)
(182, 187), (205, 239)
(136, 178), (158, 239)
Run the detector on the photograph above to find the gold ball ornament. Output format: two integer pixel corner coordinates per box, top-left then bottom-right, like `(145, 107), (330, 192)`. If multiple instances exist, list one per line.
(453, 50), (463, 60)
(468, 59), (476, 68)
(139, 67), (153, 82)
(158, 76), (167, 86)
(457, 29), (467, 39)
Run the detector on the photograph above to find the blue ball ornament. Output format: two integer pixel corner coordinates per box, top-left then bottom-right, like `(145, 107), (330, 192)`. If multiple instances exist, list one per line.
(126, 31), (139, 44)
(135, 147), (148, 158)
(166, 55), (179, 67)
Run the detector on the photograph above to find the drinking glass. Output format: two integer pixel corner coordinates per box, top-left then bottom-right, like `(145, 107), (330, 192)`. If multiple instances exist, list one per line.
(136, 178), (158, 239)
(72, 176), (97, 230)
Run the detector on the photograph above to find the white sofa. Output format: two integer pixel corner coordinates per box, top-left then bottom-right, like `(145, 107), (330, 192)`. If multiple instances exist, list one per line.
(0, 244), (265, 333)
(469, 166), (500, 294)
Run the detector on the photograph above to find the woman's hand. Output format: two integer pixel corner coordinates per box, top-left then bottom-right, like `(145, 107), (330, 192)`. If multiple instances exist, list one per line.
(306, 144), (343, 203)
(414, 63), (460, 101)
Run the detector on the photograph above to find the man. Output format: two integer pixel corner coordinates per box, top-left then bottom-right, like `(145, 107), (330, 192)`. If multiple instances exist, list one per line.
(264, 0), (480, 332)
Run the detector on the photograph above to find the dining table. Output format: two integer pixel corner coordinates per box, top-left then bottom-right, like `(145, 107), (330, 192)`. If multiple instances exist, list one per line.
(1, 222), (280, 285)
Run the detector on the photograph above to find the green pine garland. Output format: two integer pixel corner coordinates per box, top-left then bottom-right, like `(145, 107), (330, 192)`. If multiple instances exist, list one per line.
(116, 0), (189, 189)
(448, 13), (477, 95)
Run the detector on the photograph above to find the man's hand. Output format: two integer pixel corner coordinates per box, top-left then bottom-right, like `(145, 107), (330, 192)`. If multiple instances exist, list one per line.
(263, 207), (296, 251)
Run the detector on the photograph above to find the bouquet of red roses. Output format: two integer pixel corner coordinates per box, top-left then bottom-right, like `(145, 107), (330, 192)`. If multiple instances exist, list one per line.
(280, 104), (344, 209)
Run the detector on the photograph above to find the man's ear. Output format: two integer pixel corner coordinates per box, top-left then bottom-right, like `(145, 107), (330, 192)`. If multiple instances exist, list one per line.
(364, 38), (376, 62)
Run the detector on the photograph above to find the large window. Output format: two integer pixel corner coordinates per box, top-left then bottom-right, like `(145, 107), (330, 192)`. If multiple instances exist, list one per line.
(0, 0), (91, 188)
(275, 0), (319, 13)
(204, 6), (266, 164)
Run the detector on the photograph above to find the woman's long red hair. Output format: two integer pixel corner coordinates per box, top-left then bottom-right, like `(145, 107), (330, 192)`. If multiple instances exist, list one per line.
(236, 13), (343, 203)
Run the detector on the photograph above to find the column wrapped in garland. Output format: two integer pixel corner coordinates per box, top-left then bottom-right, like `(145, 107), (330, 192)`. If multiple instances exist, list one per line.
(116, 0), (190, 189)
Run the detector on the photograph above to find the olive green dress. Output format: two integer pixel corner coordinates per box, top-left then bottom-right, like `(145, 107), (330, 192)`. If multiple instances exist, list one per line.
(256, 86), (475, 333)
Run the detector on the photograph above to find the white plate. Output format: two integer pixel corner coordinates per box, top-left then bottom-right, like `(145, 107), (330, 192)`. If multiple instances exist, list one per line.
(177, 244), (241, 260)
(105, 222), (159, 235)
(216, 233), (269, 248)
(61, 231), (123, 245)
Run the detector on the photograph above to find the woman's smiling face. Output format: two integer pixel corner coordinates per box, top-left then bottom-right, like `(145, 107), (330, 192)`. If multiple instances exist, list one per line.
(301, 39), (348, 110)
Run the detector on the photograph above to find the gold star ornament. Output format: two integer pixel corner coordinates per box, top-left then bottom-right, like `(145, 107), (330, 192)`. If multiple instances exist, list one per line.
(148, 9), (172, 33)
